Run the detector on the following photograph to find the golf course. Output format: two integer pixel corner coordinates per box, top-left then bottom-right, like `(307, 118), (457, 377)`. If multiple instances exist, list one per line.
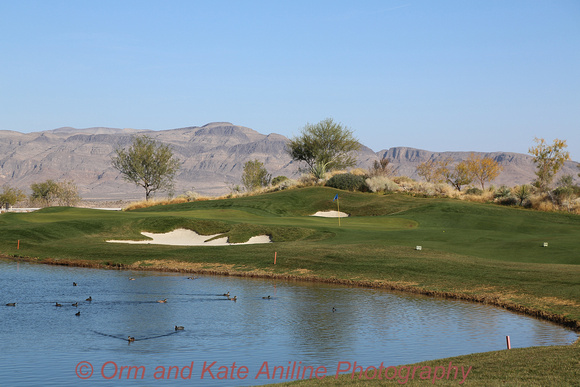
(1, 186), (579, 385)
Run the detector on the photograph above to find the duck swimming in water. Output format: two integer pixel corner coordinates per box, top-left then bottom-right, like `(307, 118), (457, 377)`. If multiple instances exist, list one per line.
(86, 296), (92, 302)
(72, 302), (78, 307)
(75, 311), (81, 316)
(157, 298), (167, 303)
(222, 292), (230, 297)
(55, 302), (62, 307)
(5, 303), (16, 306)
(262, 295), (271, 299)
(127, 336), (135, 342)
(175, 326), (185, 331)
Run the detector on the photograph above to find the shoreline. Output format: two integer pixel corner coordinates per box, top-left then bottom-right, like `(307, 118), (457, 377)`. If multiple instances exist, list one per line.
(3, 253), (579, 338)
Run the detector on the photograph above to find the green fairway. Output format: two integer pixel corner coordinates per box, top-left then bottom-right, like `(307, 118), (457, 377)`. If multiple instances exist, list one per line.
(0, 186), (578, 384)
(0, 187), (578, 314)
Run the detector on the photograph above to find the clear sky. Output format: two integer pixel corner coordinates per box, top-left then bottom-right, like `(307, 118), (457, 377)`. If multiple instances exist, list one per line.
(1, 1), (579, 160)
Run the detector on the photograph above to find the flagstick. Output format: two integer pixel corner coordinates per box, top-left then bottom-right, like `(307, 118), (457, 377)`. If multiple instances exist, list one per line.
(337, 198), (340, 227)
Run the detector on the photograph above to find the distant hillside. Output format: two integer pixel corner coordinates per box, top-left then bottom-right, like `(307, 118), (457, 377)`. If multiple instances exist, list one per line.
(0, 122), (578, 200)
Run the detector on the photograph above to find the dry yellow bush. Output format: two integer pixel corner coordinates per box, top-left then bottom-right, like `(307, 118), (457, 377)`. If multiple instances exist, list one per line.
(349, 168), (368, 176)
(124, 196), (208, 211)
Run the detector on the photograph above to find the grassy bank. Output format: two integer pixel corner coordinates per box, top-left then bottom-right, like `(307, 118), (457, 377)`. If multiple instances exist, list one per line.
(270, 344), (580, 386)
(0, 187), (578, 384)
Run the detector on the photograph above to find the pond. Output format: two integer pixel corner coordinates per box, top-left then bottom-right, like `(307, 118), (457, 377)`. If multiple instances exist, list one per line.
(0, 259), (576, 386)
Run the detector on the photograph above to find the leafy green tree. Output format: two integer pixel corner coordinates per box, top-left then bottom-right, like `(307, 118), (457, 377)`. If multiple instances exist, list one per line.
(528, 137), (570, 191)
(29, 180), (81, 207)
(30, 180), (59, 206)
(111, 135), (180, 200)
(286, 118), (361, 178)
(0, 185), (26, 210)
(241, 159), (271, 192)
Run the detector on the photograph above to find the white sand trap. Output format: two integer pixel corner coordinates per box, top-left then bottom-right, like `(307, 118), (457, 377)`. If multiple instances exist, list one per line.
(311, 210), (349, 218)
(107, 228), (271, 246)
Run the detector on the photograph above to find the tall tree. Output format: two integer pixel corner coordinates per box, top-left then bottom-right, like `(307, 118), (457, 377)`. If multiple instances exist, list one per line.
(0, 185), (26, 210)
(442, 159), (473, 191)
(111, 135), (180, 200)
(241, 159), (271, 192)
(30, 180), (59, 206)
(29, 180), (80, 207)
(528, 137), (570, 191)
(286, 118), (361, 179)
(465, 153), (503, 190)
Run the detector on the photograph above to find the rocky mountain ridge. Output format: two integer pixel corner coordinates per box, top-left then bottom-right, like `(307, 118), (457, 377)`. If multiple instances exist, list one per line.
(1, 122), (578, 200)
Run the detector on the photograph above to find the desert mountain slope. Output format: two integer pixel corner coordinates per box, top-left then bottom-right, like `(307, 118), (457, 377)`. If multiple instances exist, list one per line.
(0, 122), (578, 200)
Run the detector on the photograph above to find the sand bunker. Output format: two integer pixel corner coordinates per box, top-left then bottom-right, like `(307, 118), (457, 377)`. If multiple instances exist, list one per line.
(107, 228), (271, 246)
(311, 210), (349, 218)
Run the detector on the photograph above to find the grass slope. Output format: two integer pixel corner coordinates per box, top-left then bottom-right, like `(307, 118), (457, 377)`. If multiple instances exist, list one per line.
(0, 186), (578, 385)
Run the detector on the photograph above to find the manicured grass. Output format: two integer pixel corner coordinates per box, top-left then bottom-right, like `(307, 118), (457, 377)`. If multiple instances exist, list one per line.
(0, 186), (578, 385)
(270, 344), (580, 386)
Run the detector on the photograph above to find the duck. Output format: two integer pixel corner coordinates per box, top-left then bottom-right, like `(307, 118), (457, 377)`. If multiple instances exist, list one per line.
(75, 311), (81, 316)
(129, 277), (135, 281)
(55, 302), (62, 307)
(157, 298), (167, 303)
(187, 276), (196, 280)
(262, 295), (271, 299)
(72, 302), (78, 307)
(73, 282), (77, 286)
(86, 296), (92, 302)
(5, 303), (16, 306)
(175, 326), (185, 331)
(332, 307), (336, 312)
(222, 292), (230, 297)
(127, 336), (135, 342)
(229, 296), (237, 302)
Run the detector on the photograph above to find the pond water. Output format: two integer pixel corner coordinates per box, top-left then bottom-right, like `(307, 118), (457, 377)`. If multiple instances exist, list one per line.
(0, 259), (576, 386)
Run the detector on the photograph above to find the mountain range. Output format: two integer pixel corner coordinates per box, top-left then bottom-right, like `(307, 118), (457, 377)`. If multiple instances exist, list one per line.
(0, 122), (578, 200)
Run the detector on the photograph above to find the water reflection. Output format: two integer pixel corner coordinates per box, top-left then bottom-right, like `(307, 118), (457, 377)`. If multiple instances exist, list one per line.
(0, 259), (576, 386)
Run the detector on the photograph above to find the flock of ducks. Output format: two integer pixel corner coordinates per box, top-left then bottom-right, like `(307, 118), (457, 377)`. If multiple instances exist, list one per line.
(3, 276), (309, 343)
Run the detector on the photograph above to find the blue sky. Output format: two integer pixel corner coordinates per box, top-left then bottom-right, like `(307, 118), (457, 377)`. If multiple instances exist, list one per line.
(1, 1), (579, 160)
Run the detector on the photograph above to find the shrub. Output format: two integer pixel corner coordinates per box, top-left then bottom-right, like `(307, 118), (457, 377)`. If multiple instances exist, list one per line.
(432, 183), (454, 197)
(177, 190), (200, 202)
(513, 185), (532, 206)
(275, 179), (298, 191)
(465, 187), (483, 196)
(349, 168), (368, 176)
(494, 185), (511, 198)
(326, 173), (368, 192)
(497, 196), (518, 206)
(392, 176), (414, 184)
(365, 176), (400, 193)
(271, 176), (289, 186)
